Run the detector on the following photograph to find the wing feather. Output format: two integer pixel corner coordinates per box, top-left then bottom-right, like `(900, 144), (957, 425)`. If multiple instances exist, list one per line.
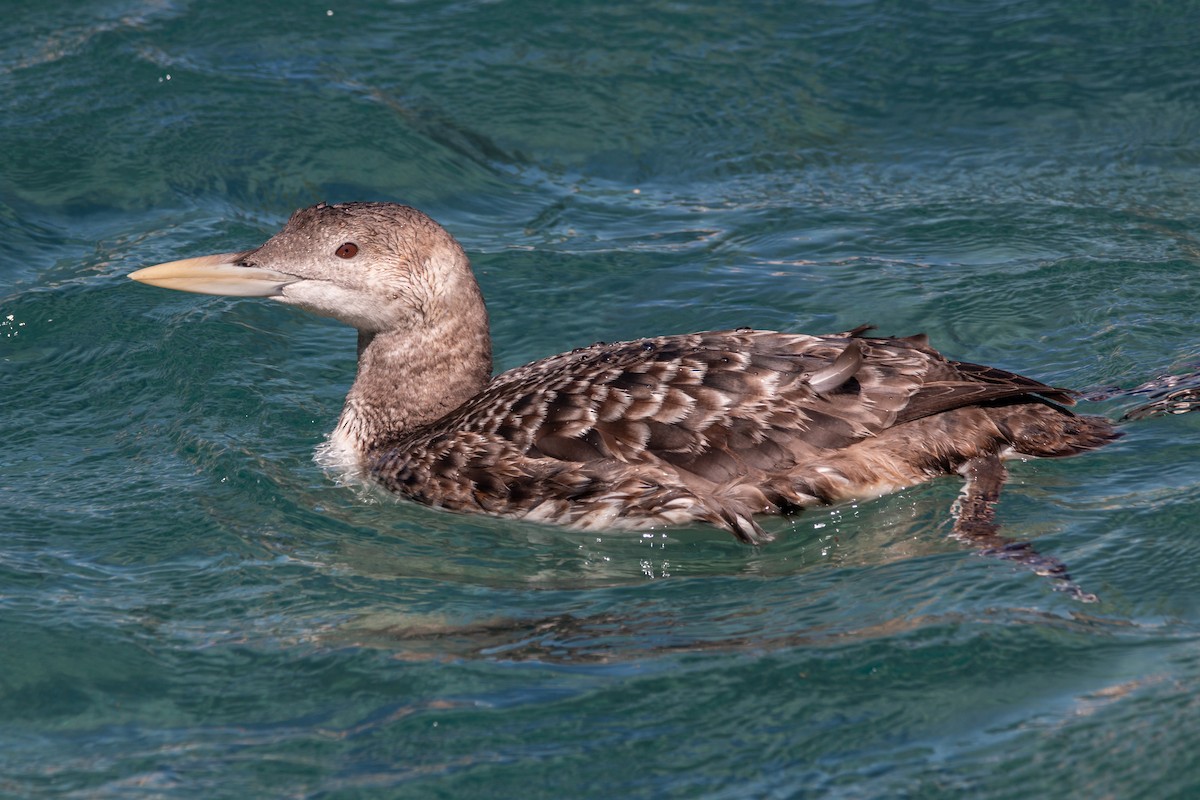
(374, 328), (1079, 538)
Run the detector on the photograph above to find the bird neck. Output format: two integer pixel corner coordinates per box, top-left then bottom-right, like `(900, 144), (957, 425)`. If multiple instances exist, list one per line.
(333, 300), (493, 457)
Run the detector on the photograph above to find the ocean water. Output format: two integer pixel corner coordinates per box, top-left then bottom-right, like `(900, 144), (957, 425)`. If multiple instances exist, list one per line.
(3, 1), (1200, 796)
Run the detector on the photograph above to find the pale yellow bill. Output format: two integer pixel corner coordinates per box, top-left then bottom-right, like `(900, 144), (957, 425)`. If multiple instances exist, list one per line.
(129, 253), (297, 297)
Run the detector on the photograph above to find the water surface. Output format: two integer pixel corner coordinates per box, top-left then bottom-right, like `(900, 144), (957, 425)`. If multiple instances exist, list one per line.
(3, 1), (1200, 797)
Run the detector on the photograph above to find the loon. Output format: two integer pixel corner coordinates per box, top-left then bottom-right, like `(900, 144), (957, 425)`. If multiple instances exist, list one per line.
(130, 201), (1120, 547)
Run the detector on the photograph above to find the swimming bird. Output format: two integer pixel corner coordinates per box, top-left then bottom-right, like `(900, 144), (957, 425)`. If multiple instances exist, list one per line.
(130, 201), (1120, 546)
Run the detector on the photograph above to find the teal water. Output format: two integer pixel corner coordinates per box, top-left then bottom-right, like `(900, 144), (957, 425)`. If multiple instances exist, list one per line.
(4, 1), (1200, 796)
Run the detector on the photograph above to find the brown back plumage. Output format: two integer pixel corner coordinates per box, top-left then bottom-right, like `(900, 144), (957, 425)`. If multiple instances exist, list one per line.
(368, 327), (1118, 542)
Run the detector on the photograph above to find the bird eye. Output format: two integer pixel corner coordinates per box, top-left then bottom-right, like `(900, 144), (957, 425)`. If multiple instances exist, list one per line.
(335, 242), (358, 259)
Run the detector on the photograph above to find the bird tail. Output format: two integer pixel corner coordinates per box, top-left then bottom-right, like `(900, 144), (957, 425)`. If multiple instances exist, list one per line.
(997, 408), (1122, 459)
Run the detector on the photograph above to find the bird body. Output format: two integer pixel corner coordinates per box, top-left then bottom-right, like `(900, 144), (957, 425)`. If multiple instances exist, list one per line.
(130, 202), (1119, 544)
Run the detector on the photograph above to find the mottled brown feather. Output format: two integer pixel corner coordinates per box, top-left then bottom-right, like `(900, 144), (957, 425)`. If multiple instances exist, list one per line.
(368, 328), (1119, 543)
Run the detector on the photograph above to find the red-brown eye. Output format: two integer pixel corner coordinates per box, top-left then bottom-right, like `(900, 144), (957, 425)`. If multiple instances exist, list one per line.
(335, 242), (358, 259)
